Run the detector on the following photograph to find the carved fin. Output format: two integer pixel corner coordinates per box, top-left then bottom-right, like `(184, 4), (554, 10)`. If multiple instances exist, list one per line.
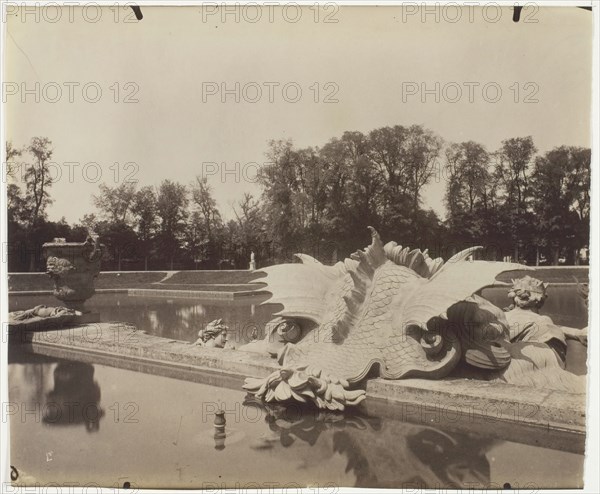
(384, 241), (444, 278)
(348, 270), (367, 292)
(250, 258), (345, 324)
(392, 257), (531, 331)
(329, 227), (387, 342)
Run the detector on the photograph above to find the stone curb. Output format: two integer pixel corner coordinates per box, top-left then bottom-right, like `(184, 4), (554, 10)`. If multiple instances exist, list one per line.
(13, 323), (586, 438)
(9, 287), (266, 300)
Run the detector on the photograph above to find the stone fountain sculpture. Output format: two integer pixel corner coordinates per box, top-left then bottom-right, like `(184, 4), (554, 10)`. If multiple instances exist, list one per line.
(194, 318), (229, 348)
(9, 234), (104, 330)
(242, 228), (585, 410)
(504, 275), (587, 351)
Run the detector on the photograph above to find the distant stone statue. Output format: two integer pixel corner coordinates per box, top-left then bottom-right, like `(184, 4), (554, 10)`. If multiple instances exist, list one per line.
(249, 251), (256, 271)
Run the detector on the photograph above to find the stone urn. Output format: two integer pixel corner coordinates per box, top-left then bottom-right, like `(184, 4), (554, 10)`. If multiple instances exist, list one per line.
(43, 234), (103, 312)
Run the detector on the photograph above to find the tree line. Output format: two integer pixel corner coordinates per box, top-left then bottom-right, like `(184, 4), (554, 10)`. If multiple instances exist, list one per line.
(6, 127), (590, 272)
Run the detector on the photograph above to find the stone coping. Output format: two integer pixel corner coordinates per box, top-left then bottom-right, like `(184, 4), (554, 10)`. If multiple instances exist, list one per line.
(8, 288), (265, 300)
(9, 322), (586, 450)
(8, 282), (578, 298)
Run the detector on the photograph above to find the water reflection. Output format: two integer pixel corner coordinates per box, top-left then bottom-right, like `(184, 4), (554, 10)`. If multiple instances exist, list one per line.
(9, 289), (586, 345)
(243, 397), (497, 489)
(43, 362), (104, 432)
(9, 293), (275, 344)
(8, 354), (583, 488)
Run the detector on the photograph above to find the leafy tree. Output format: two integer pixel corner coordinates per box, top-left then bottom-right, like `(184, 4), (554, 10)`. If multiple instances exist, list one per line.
(95, 220), (138, 271)
(405, 125), (444, 208)
(230, 193), (265, 267)
(11, 137), (56, 270)
(6, 142), (27, 225)
(188, 176), (224, 267)
(190, 176), (221, 237)
(259, 139), (302, 262)
(156, 180), (188, 270)
(494, 137), (537, 261)
(79, 213), (99, 232)
(565, 147), (591, 249)
(367, 125), (443, 243)
(531, 146), (591, 264)
(92, 182), (137, 224)
(320, 132), (380, 258)
(444, 141), (499, 254)
(131, 186), (158, 270)
(23, 137), (54, 228)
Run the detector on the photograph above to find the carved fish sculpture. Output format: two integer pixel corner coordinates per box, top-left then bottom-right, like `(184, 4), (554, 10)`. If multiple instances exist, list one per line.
(243, 228), (583, 410)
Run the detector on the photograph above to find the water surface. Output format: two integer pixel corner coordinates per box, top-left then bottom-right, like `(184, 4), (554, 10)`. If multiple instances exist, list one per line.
(8, 354), (584, 489)
(9, 284), (587, 346)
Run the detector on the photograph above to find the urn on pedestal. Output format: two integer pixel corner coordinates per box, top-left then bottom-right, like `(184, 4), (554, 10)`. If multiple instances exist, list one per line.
(43, 234), (104, 320)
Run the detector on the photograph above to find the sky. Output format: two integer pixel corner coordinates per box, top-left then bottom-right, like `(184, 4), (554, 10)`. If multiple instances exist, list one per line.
(4, 5), (593, 224)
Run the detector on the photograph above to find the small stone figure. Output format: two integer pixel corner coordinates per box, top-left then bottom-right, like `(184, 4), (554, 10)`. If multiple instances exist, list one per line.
(194, 319), (229, 348)
(11, 305), (80, 321)
(8, 305), (82, 331)
(249, 251), (256, 271)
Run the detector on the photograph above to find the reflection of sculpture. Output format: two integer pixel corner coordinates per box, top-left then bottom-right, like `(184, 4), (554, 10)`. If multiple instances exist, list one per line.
(244, 228), (585, 409)
(335, 424), (496, 488)
(43, 362), (104, 432)
(194, 319), (228, 348)
(244, 396), (379, 449)
(244, 397), (495, 489)
(43, 234), (103, 312)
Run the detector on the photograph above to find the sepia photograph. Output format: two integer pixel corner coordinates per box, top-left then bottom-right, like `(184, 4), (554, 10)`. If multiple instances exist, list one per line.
(1, 1), (598, 492)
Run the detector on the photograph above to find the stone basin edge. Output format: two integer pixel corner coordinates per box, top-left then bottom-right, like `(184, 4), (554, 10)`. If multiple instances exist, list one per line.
(11, 323), (586, 437)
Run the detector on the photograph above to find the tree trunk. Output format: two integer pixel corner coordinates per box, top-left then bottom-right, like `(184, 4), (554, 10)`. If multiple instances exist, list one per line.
(551, 246), (560, 266)
(144, 256), (148, 271)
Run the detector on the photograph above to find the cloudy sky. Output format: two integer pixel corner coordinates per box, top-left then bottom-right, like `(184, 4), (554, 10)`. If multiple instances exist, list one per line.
(4, 5), (593, 223)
